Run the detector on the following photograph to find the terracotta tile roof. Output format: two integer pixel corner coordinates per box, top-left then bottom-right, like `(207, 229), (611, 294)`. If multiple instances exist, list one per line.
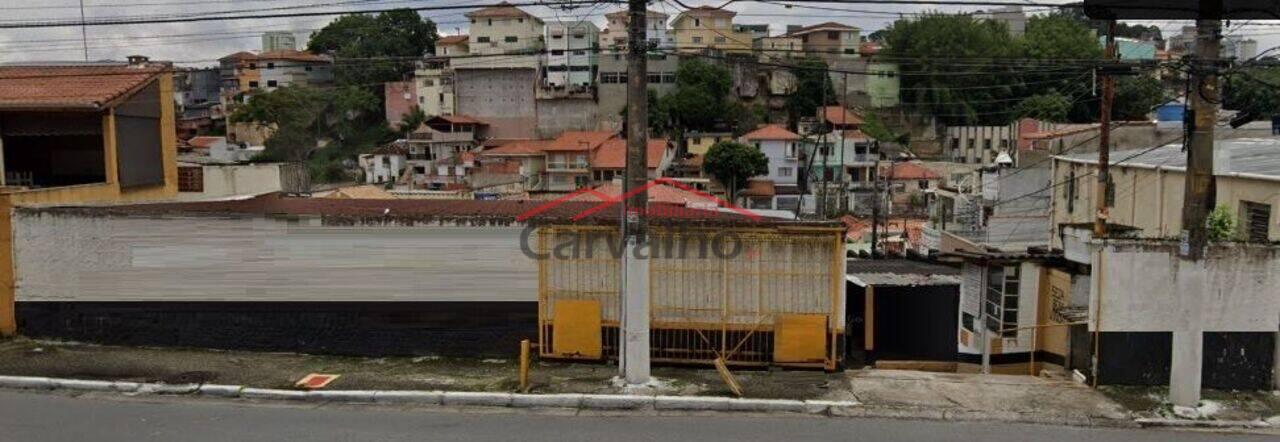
(465, 2), (538, 19)
(842, 129), (870, 140)
(187, 136), (225, 149)
(322, 185), (396, 200)
(678, 5), (735, 16)
(742, 124), (801, 141)
(786, 21), (859, 36)
(219, 51), (257, 61)
(545, 131), (615, 151)
(438, 35), (469, 45)
(432, 114), (487, 125)
(884, 162), (941, 180)
(822, 106), (864, 126)
(256, 49), (330, 63)
(371, 141), (408, 156)
(569, 181), (716, 206)
(480, 139), (554, 155)
(739, 179), (776, 197)
(590, 138), (667, 169)
(0, 63), (168, 110)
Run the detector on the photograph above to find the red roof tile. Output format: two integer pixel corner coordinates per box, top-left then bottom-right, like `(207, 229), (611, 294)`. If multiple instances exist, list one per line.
(786, 22), (858, 36)
(187, 136), (224, 149)
(545, 131), (616, 151)
(438, 35), (469, 45)
(480, 139), (554, 155)
(822, 106), (864, 126)
(739, 179), (776, 197)
(256, 50), (330, 63)
(590, 138), (667, 169)
(569, 181), (715, 206)
(742, 124), (801, 141)
(883, 162), (941, 180)
(0, 63), (168, 110)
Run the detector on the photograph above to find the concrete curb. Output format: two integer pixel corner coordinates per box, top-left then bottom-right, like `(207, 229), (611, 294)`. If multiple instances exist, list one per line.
(1135, 418), (1272, 429)
(0, 375), (1129, 428)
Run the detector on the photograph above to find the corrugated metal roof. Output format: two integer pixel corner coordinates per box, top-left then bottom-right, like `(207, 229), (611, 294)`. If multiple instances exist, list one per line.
(846, 259), (961, 287)
(1056, 138), (1280, 179)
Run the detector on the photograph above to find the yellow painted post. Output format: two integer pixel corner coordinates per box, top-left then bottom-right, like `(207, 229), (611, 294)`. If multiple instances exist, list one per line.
(519, 339), (531, 392)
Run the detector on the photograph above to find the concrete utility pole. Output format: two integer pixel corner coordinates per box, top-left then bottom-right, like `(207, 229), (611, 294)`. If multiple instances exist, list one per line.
(619, 0), (651, 385)
(1094, 21), (1116, 238)
(1180, 15), (1222, 260)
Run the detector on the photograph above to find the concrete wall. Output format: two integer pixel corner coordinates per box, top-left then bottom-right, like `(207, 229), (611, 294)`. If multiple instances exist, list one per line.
(454, 68), (537, 139)
(177, 163), (285, 200)
(1050, 162), (1280, 248)
(536, 97), (600, 138)
(12, 212), (536, 303)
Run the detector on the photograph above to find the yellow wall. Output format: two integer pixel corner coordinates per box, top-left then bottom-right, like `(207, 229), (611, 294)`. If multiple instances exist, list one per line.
(671, 14), (751, 54)
(0, 72), (178, 334)
(1036, 268), (1071, 359)
(686, 133), (731, 156)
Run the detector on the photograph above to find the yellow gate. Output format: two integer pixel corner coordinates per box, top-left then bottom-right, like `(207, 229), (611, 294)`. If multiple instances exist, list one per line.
(537, 224), (845, 370)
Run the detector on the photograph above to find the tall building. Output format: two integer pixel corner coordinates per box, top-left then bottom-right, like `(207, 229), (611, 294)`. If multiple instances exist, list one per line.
(262, 31), (297, 52)
(670, 6), (751, 54)
(600, 9), (671, 51)
(977, 6), (1027, 37)
(543, 20), (599, 90)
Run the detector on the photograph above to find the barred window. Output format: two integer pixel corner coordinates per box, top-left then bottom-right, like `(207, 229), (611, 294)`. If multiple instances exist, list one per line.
(177, 166), (203, 192)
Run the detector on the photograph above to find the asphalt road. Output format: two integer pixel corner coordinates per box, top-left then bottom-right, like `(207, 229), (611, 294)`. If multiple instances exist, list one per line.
(0, 391), (1272, 442)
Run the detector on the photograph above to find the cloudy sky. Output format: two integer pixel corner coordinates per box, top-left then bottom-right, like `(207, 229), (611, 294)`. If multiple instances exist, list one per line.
(0, 0), (1275, 67)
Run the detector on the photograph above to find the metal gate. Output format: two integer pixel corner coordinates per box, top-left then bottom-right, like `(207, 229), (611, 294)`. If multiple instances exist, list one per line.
(537, 224), (844, 369)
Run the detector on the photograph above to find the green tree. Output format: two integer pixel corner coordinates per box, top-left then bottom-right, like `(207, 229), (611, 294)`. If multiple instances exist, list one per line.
(881, 13), (1020, 125)
(230, 86), (328, 162)
(1112, 76), (1166, 120)
(1015, 92), (1073, 122)
(703, 141), (768, 201)
(1225, 68), (1280, 119)
(395, 106), (427, 137)
(785, 57), (837, 127)
(665, 59), (734, 132)
(307, 9), (439, 87)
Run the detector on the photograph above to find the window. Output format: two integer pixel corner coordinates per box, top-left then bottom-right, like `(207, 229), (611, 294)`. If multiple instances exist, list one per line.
(248, 63), (256, 69)
(551, 50), (565, 56)
(573, 50), (585, 56)
(778, 167), (792, 177)
(827, 31), (840, 40)
(983, 139), (992, 151)
(714, 36), (727, 44)
(984, 265), (1020, 337)
(951, 138), (960, 150)
(1240, 201), (1273, 242)
(419, 96), (425, 104)
(552, 34), (564, 40)
(423, 79), (435, 87)
(1065, 169), (1076, 213)
(248, 81), (259, 88)
(487, 19), (492, 26)
(573, 34), (584, 39)
(177, 166), (203, 192)
(546, 65), (567, 72)
(476, 36), (491, 43)
(692, 36), (703, 43)
(569, 65), (589, 72)
(304, 66), (312, 72)
(919, 179), (930, 189)
(785, 142), (796, 158)
(661, 72), (676, 83)
(694, 19), (701, 27)
(266, 80), (278, 88)
(505, 36), (518, 43)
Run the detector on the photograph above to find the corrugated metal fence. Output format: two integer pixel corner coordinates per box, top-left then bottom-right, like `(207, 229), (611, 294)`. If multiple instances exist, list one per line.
(537, 225), (845, 369)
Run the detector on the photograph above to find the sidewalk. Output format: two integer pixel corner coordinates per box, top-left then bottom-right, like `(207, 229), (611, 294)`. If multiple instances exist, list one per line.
(0, 338), (1131, 426)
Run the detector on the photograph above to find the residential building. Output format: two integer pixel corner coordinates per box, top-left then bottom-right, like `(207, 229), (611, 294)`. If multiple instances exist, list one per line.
(398, 115), (491, 187)
(882, 162), (941, 207)
(1050, 138), (1280, 245)
(384, 81), (419, 128)
(600, 9), (672, 51)
(541, 131), (614, 192)
(255, 50), (334, 92)
(785, 22), (861, 59)
(435, 34), (470, 57)
(177, 157), (306, 200)
(261, 31), (297, 52)
(756, 35), (804, 60)
(464, 1), (544, 69)
(596, 52), (678, 128)
(173, 67), (221, 137)
(945, 123), (1019, 166)
(363, 143), (407, 184)
(684, 131), (734, 156)
(739, 124), (803, 209)
(734, 24), (769, 41)
(414, 57), (456, 117)
(977, 5), (1027, 37)
(476, 139), (553, 191)
(589, 137), (672, 182)
(217, 51), (259, 100)
(0, 58), (180, 334)
(543, 20), (599, 91)
(670, 6), (752, 54)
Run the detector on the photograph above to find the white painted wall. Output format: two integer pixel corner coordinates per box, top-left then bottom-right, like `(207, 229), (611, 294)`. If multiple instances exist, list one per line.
(12, 213), (537, 302)
(177, 163), (284, 200)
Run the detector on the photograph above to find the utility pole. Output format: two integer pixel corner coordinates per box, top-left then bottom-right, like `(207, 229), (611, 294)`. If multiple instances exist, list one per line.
(619, 0), (650, 385)
(870, 158), (879, 258)
(1094, 20), (1116, 238)
(1180, 14), (1222, 260)
(79, 0), (89, 61)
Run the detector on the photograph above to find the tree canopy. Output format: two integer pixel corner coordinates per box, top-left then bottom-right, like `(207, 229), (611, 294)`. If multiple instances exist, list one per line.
(703, 141), (769, 201)
(307, 9), (439, 87)
(785, 57), (837, 128)
(1225, 68), (1280, 119)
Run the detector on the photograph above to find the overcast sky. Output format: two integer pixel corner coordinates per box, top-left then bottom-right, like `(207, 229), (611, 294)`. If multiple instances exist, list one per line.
(0, 0), (1275, 67)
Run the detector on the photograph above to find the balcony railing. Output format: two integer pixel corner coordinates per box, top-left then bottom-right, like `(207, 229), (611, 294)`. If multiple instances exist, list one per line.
(546, 161), (591, 171)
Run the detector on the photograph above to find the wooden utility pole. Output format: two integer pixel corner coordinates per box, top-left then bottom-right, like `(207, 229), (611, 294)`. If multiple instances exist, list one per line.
(1180, 15), (1222, 260)
(1094, 20), (1117, 237)
(619, 0), (651, 384)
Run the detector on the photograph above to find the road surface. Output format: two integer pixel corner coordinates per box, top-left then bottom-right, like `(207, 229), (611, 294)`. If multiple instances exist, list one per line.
(0, 391), (1271, 442)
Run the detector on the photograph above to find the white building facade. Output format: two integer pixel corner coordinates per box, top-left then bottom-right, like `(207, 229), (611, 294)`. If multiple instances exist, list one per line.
(543, 20), (599, 90)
